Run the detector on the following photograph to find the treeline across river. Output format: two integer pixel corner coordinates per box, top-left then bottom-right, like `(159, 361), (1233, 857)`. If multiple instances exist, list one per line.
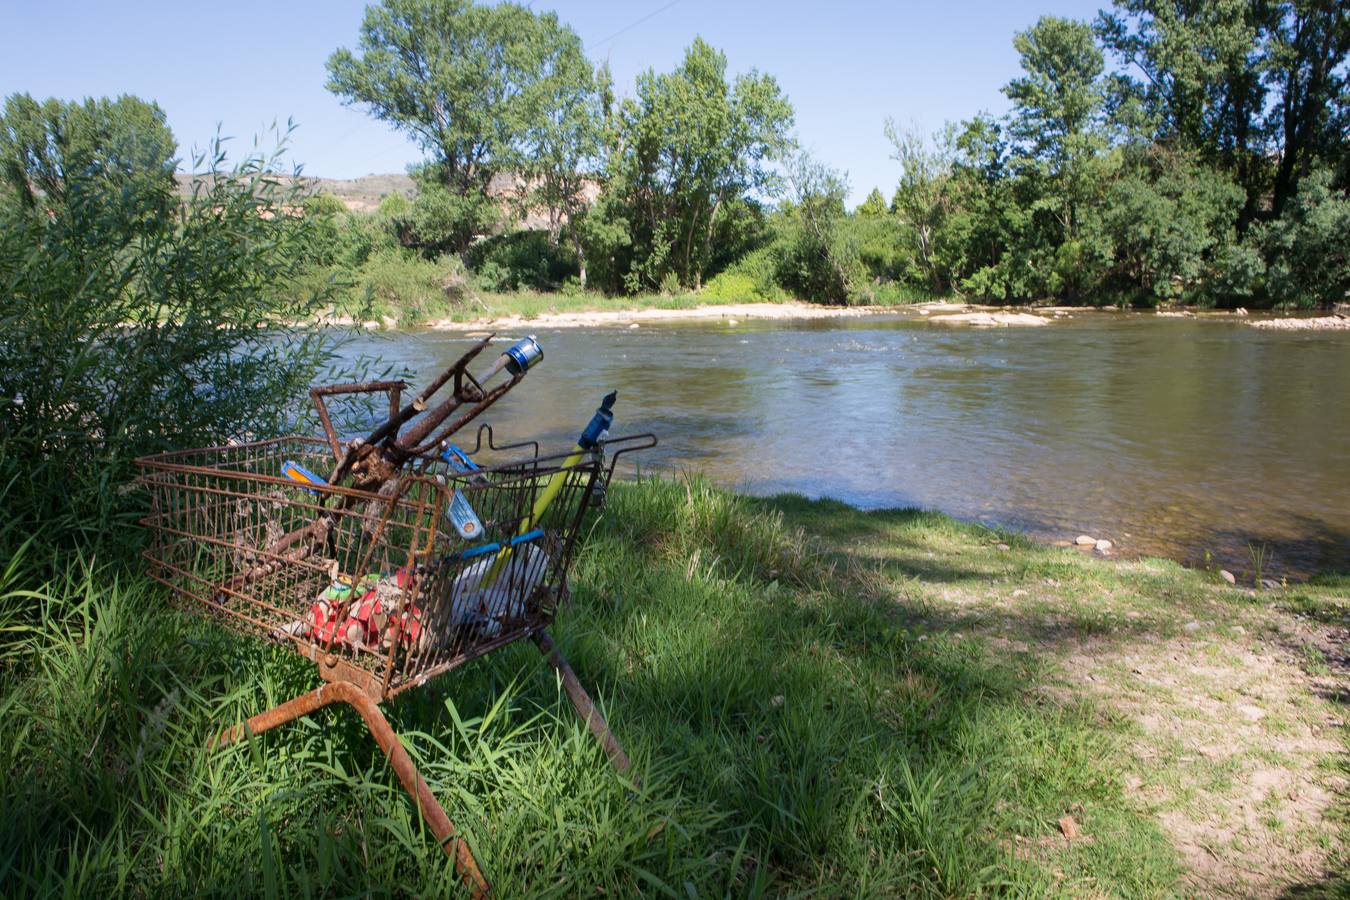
(5, 0), (1350, 322)
(305, 0), (1350, 312)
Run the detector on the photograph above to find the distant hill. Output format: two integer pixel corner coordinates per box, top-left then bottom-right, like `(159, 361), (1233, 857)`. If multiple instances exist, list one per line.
(175, 172), (414, 212)
(172, 170), (596, 229)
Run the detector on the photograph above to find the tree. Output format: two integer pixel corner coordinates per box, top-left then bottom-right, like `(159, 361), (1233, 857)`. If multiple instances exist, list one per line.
(1002, 17), (1114, 299)
(856, 188), (888, 217)
(1097, 0), (1350, 227)
(0, 93), (176, 214)
(1251, 168), (1350, 307)
(1264, 1), (1350, 217)
(777, 152), (861, 304)
(885, 120), (956, 293)
(518, 51), (606, 286)
(1102, 146), (1244, 301)
(606, 38), (794, 291)
(1005, 16), (1107, 169)
(0, 127), (338, 566)
(326, 0), (592, 252)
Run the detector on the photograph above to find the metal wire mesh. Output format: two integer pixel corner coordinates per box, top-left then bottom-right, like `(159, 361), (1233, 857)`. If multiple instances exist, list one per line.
(136, 434), (609, 699)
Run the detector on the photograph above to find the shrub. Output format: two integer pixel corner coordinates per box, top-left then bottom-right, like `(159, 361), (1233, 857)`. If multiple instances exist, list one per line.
(465, 230), (579, 292)
(700, 272), (761, 302)
(1251, 169), (1350, 308)
(357, 249), (469, 323)
(0, 134), (342, 576)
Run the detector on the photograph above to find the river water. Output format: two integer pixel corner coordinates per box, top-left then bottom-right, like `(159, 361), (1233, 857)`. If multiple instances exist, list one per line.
(344, 311), (1350, 578)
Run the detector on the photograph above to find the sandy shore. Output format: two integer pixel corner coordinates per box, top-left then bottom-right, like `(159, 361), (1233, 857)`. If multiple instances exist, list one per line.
(1250, 314), (1350, 331)
(423, 301), (900, 330)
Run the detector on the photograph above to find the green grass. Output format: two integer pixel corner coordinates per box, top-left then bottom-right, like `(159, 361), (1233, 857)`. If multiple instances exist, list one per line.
(1, 477), (1345, 896)
(430, 287), (826, 325)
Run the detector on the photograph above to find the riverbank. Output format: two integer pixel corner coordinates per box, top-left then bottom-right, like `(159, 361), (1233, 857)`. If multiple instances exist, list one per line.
(315, 288), (1322, 331)
(426, 299), (894, 330)
(313, 290), (908, 330)
(3, 478), (1344, 895)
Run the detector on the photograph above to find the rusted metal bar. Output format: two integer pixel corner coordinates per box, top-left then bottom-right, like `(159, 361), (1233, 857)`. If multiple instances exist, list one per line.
(404, 375), (522, 457)
(532, 630), (636, 781)
(357, 336), (493, 454)
(311, 381), (408, 465)
(211, 678), (491, 897)
(393, 356), (503, 451)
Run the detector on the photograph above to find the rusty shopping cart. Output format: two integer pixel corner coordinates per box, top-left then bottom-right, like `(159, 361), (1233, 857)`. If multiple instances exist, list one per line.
(135, 346), (654, 897)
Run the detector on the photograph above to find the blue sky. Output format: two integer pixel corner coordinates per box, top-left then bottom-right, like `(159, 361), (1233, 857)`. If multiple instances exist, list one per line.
(4, 0), (1106, 205)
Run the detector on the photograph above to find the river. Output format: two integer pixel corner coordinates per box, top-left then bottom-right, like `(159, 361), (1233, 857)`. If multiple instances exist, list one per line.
(342, 311), (1350, 579)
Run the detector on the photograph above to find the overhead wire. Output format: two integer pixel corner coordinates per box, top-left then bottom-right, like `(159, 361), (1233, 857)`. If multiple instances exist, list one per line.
(587, 0), (682, 49)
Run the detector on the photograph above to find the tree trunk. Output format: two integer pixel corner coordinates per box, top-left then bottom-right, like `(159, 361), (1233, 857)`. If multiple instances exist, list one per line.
(566, 202), (587, 289)
(694, 192), (725, 294)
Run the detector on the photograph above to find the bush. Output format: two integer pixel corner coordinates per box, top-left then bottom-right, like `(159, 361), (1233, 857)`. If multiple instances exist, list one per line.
(1251, 169), (1350, 308)
(465, 230), (579, 292)
(356, 249), (470, 323)
(0, 134), (342, 577)
(700, 272), (761, 302)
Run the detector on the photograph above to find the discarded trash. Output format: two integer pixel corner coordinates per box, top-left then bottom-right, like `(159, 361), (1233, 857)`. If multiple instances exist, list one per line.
(136, 335), (655, 896)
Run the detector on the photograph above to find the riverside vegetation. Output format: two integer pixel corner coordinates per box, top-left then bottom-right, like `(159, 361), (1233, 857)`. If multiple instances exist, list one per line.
(9, 1), (1349, 325)
(1, 1), (1348, 896)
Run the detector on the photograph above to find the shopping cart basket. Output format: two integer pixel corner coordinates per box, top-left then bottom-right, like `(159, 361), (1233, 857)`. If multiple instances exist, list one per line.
(136, 418), (654, 895)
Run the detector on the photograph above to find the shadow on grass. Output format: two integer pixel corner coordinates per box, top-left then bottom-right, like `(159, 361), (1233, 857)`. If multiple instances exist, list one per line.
(2, 482), (1207, 896)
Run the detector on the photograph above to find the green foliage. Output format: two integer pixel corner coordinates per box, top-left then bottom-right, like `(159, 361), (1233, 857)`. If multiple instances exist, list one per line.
(1250, 169), (1350, 308)
(0, 93), (177, 213)
(403, 161), (499, 254)
(1100, 148), (1244, 302)
(0, 124), (343, 577)
(886, 121), (957, 293)
(464, 229), (578, 292)
(856, 187), (889, 217)
(327, 0), (593, 253)
(775, 154), (865, 304)
(1006, 16), (1106, 167)
(709, 244), (787, 302)
(596, 38), (794, 293)
(357, 247), (469, 321)
(308, 0), (1350, 311)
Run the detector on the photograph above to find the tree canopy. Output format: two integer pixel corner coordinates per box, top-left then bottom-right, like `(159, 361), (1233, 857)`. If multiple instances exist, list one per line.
(0, 93), (176, 214)
(326, 0), (594, 252)
(600, 38), (794, 292)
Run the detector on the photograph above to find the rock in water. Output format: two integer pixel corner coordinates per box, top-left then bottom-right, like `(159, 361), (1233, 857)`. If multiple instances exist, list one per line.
(1075, 535), (1096, 546)
(1095, 539), (1113, 552)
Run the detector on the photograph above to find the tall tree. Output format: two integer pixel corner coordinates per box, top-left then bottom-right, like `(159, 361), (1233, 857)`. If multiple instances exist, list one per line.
(1097, 0), (1350, 225)
(0, 93), (176, 214)
(610, 38), (793, 291)
(518, 47), (605, 286)
(1005, 16), (1107, 170)
(779, 152), (860, 304)
(1264, 0), (1350, 216)
(885, 120), (956, 293)
(1003, 16), (1112, 296)
(326, 0), (592, 252)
